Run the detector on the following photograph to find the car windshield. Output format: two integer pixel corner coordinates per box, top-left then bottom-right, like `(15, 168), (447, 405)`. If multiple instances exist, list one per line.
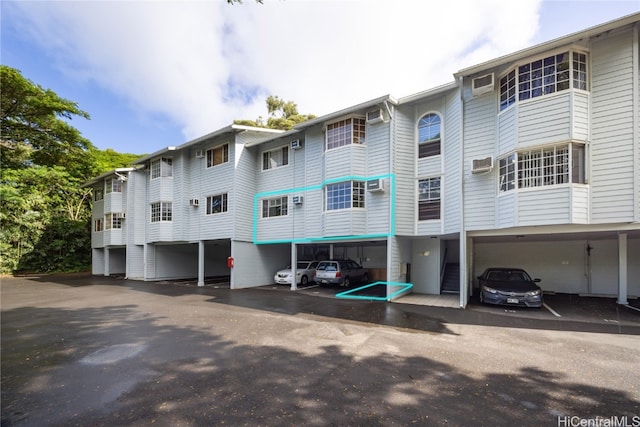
(317, 262), (337, 272)
(487, 270), (531, 281)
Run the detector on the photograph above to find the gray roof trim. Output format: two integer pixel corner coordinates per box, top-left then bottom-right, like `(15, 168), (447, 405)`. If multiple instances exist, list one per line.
(397, 81), (459, 105)
(455, 12), (640, 78)
(132, 124), (284, 164)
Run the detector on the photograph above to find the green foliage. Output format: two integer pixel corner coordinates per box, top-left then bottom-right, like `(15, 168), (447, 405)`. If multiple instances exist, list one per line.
(234, 95), (316, 131)
(0, 66), (138, 274)
(90, 148), (141, 175)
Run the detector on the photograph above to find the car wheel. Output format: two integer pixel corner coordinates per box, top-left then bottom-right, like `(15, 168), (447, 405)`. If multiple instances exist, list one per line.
(343, 277), (350, 288)
(300, 275), (308, 286)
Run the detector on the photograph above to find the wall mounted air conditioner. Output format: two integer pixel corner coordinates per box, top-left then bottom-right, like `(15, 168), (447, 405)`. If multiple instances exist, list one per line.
(366, 179), (384, 192)
(366, 109), (384, 124)
(195, 150), (204, 158)
(290, 139), (302, 149)
(292, 195), (303, 205)
(471, 157), (494, 174)
(189, 198), (200, 207)
(472, 73), (494, 97)
(116, 212), (126, 219)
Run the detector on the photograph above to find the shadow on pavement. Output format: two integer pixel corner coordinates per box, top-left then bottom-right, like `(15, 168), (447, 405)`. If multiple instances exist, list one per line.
(2, 301), (638, 426)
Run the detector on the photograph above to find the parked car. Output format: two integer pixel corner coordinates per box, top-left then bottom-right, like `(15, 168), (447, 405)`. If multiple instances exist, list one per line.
(274, 261), (319, 286)
(477, 267), (543, 308)
(315, 260), (368, 287)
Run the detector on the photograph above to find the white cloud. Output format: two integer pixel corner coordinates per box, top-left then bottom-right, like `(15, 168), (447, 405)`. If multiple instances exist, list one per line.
(7, 0), (543, 141)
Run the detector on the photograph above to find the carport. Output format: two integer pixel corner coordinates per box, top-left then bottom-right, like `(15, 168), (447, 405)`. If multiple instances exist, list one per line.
(468, 227), (640, 306)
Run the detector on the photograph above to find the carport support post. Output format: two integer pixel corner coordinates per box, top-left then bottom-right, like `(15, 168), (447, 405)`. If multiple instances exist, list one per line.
(197, 240), (205, 287)
(104, 248), (110, 277)
(290, 243), (297, 291)
(617, 233), (628, 305)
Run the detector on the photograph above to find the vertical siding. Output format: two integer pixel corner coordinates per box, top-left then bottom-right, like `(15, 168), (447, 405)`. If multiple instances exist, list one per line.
(463, 92), (498, 230)
(393, 108), (416, 235)
(590, 28), (636, 222)
(443, 90), (462, 234)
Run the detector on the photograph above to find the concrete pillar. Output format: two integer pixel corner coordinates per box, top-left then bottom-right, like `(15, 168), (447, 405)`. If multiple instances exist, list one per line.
(197, 240), (205, 287)
(617, 233), (628, 305)
(290, 242), (298, 291)
(104, 247), (110, 277)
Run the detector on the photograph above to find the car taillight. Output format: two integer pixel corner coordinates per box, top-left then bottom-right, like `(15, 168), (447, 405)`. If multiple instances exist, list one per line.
(335, 272), (341, 278)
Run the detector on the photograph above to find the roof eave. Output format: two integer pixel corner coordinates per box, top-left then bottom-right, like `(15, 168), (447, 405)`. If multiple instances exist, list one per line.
(455, 12), (640, 78)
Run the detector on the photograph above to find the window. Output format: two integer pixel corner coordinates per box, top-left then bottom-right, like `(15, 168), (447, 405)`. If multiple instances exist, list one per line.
(151, 157), (173, 179)
(94, 188), (104, 201)
(499, 154), (516, 192)
(326, 181), (365, 211)
(418, 178), (441, 220)
(150, 202), (172, 222)
(418, 113), (441, 158)
(262, 197), (288, 218)
(499, 144), (585, 192)
(500, 51), (588, 111)
(105, 178), (123, 194)
(105, 213), (124, 230)
(206, 193), (228, 215)
(94, 219), (103, 232)
(207, 144), (229, 167)
(262, 146), (289, 170)
(326, 118), (366, 150)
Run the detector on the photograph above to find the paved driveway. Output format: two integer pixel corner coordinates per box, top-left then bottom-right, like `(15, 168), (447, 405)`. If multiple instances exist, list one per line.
(2, 274), (639, 426)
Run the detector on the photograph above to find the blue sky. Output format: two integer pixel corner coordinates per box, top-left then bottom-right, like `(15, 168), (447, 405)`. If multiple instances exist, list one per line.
(2, 1), (639, 156)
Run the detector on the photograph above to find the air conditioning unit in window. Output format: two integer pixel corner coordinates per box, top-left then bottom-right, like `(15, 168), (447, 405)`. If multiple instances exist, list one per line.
(189, 198), (200, 207)
(472, 73), (494, 97)
(290, 139), (302, 150)
(195, 150), (204, 158)
(117, 212), (126, 219)
(292, 195), (303, 205)
(472, 157), (494, 174)
(367, 179), (385, 192)
(366, 109), (385, 124)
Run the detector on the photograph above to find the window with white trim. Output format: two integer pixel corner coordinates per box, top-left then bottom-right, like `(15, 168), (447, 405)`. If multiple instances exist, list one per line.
(499, 144), (585, 192)
(206, 193), (228, 215)
(150, 202), (172, 222)
(94, 218), (103, 232)
(326, 118), (366, 150)
(262, 197), (288, 218)
(262, 146), (289, 170)
(326, 181), (365, 211)
(418, 178), (441, 220)
(500, 51), (588, 111)
(418, 113), (441, 158)
(105, 213), (124, 230)
(151, 157), (173, 179)
(207, 144), (229, 168)
(105, 178), (122, 194)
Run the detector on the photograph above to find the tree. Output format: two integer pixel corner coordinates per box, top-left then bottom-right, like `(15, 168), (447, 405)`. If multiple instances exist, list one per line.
(90, 148), (141, 175)
(1, 65), (93, 177)
(0, 66), (97, 273)
(234, 95), (316, 130)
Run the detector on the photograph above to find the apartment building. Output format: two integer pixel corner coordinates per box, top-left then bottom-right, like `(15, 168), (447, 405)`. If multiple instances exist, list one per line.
(87, 13), (640, 307)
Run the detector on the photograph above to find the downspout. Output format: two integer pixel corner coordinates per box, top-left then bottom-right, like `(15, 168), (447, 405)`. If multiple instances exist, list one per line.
(386, 100), (394, 294)
(458, 76), (467, 308)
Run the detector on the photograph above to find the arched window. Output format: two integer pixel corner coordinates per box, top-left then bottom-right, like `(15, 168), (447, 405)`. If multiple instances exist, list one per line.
(418, 113), (441, 158)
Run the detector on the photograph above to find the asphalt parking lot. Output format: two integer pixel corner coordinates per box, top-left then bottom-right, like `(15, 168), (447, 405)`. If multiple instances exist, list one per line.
(2, 274), (639, 426)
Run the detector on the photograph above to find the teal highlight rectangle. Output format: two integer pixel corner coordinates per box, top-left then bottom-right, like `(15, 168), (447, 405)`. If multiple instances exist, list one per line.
(253, 174), (396, 245)
(335, 281), (413, 301)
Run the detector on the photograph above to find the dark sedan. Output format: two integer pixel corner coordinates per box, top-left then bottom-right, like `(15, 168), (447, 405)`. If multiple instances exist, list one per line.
(477, 268), (543, 308)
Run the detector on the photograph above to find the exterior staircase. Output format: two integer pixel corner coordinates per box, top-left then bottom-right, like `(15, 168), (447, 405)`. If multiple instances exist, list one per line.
(441, 263), (460, 294)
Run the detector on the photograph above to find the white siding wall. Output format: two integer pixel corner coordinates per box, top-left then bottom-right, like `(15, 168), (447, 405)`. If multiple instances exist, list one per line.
(443, 91), (462, 234)
(517, 93), (572, 148)
(463, 92), (498, 230)
(496, 192), (516, 228)
(126, 244), (144, 279)
(518, 187), (571, 225)
(91, 187), (104, 248)
(393, 108), (416, 235)
(410, 238), (442, 294)
(590, 28), (636, 222)
(92, 248), (104, 275)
